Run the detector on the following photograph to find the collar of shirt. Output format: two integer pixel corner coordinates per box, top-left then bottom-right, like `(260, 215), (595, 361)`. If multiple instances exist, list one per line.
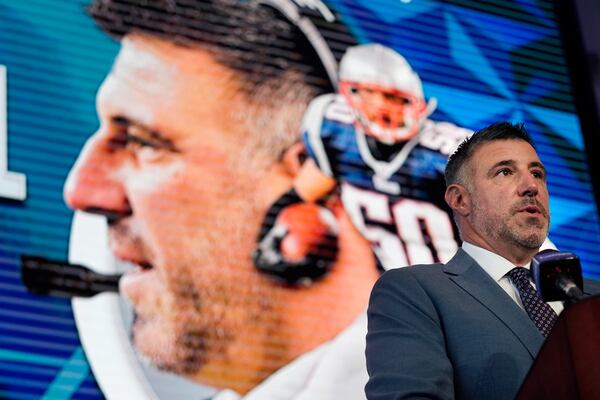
(461, 241), (530, 280)
(461, 241), (563, 314)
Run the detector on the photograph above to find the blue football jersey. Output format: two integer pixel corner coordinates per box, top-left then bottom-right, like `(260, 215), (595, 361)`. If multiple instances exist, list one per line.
(302, 94), (472, 270)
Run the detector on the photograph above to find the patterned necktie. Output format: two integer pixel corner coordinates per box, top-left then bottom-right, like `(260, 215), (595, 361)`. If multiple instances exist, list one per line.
(507, 267), (558, 337)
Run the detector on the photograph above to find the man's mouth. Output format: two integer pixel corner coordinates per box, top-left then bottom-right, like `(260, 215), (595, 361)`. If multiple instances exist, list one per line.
(117, 256), (157, 307)
(110, 244), (153, 272)
(119, 259), (153, 273)
(520, 205), (541, 214)
(133, 261), (153, 272)
(515, 199), (547, 217)
(110, 244), (156, 301)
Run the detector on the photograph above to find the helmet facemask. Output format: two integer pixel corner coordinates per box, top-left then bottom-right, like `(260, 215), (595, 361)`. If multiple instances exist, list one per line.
(340, 81), (428, 144)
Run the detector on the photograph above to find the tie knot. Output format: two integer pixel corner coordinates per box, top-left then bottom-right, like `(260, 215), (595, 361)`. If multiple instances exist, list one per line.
(508, 266), (531, 286)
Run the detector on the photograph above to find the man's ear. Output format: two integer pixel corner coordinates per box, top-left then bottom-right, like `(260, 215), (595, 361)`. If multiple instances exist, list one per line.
(445, 183), (470, 217)
(280, 142), (306, 177)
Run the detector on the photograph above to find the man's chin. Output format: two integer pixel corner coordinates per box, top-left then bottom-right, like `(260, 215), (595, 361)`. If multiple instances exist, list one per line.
(132, 318), (205, 375)
(513, 231), (546, 250)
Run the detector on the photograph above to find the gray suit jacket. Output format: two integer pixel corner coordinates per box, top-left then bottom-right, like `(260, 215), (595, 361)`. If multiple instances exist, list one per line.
(365, 249), (599, 400)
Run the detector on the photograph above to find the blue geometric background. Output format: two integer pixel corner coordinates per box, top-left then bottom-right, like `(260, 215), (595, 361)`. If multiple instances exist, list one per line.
(330, 0), (600, 276)
(0, 0), (598, 398)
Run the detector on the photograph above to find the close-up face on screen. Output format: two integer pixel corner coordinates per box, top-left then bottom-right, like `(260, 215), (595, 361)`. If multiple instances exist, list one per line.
(1, 0), (599, 399)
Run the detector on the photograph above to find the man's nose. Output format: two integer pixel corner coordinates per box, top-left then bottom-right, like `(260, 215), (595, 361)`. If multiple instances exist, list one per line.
(518, 172), (539, 198)
(64, 134), (132, 219)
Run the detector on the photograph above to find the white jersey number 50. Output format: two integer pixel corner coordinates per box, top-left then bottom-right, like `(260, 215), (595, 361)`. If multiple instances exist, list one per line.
(341, 183), (457, 270)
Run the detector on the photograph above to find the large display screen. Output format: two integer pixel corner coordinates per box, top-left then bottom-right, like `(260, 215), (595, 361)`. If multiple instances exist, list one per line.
(0, 0), (598, 399)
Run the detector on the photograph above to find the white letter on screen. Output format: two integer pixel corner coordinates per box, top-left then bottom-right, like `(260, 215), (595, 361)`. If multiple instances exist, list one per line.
(0, 65), (27, 201)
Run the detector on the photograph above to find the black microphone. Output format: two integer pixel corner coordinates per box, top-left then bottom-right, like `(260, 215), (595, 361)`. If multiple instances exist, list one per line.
(531, 249), (584, 305)
(20, 255), (121, 298)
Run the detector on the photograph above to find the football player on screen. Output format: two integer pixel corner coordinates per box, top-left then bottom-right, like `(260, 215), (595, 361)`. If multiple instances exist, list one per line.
(254, 44), (472, 280)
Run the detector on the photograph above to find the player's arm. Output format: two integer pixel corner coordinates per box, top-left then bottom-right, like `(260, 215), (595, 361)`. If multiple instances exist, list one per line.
(293, 159), (337, 202)
(257, 156), (336, 245)
(261, 156), (336, 216)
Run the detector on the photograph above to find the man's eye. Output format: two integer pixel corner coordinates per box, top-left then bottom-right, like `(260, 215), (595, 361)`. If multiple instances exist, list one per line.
(122, 126), (179, 163)
(496, 168), (512, 176)
(127, 125), (177, 150)
(125, 134), (158, 149)
(532, 170), (545, 179)
(125, 133), (169, 162)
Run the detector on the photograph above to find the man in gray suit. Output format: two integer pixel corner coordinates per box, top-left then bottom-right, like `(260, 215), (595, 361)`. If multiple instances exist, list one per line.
(365, 121), (595, 399)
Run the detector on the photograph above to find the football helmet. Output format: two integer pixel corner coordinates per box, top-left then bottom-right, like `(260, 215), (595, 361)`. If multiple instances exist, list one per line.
(339, 44), (435, 143)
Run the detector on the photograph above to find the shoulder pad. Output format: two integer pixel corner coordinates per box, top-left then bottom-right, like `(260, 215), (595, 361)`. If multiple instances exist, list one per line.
(302, 94), (355, 137)
(324, 95), (355, 125)
(419, 121), (472, 156)
(301, 95), (339, 177)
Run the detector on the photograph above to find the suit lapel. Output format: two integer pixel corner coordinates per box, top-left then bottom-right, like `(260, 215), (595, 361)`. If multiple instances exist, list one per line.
(443, 249), (544, 358)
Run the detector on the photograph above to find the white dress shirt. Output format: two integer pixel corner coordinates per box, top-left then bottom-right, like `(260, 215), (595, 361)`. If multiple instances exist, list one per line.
(462, 241), (563, 315)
